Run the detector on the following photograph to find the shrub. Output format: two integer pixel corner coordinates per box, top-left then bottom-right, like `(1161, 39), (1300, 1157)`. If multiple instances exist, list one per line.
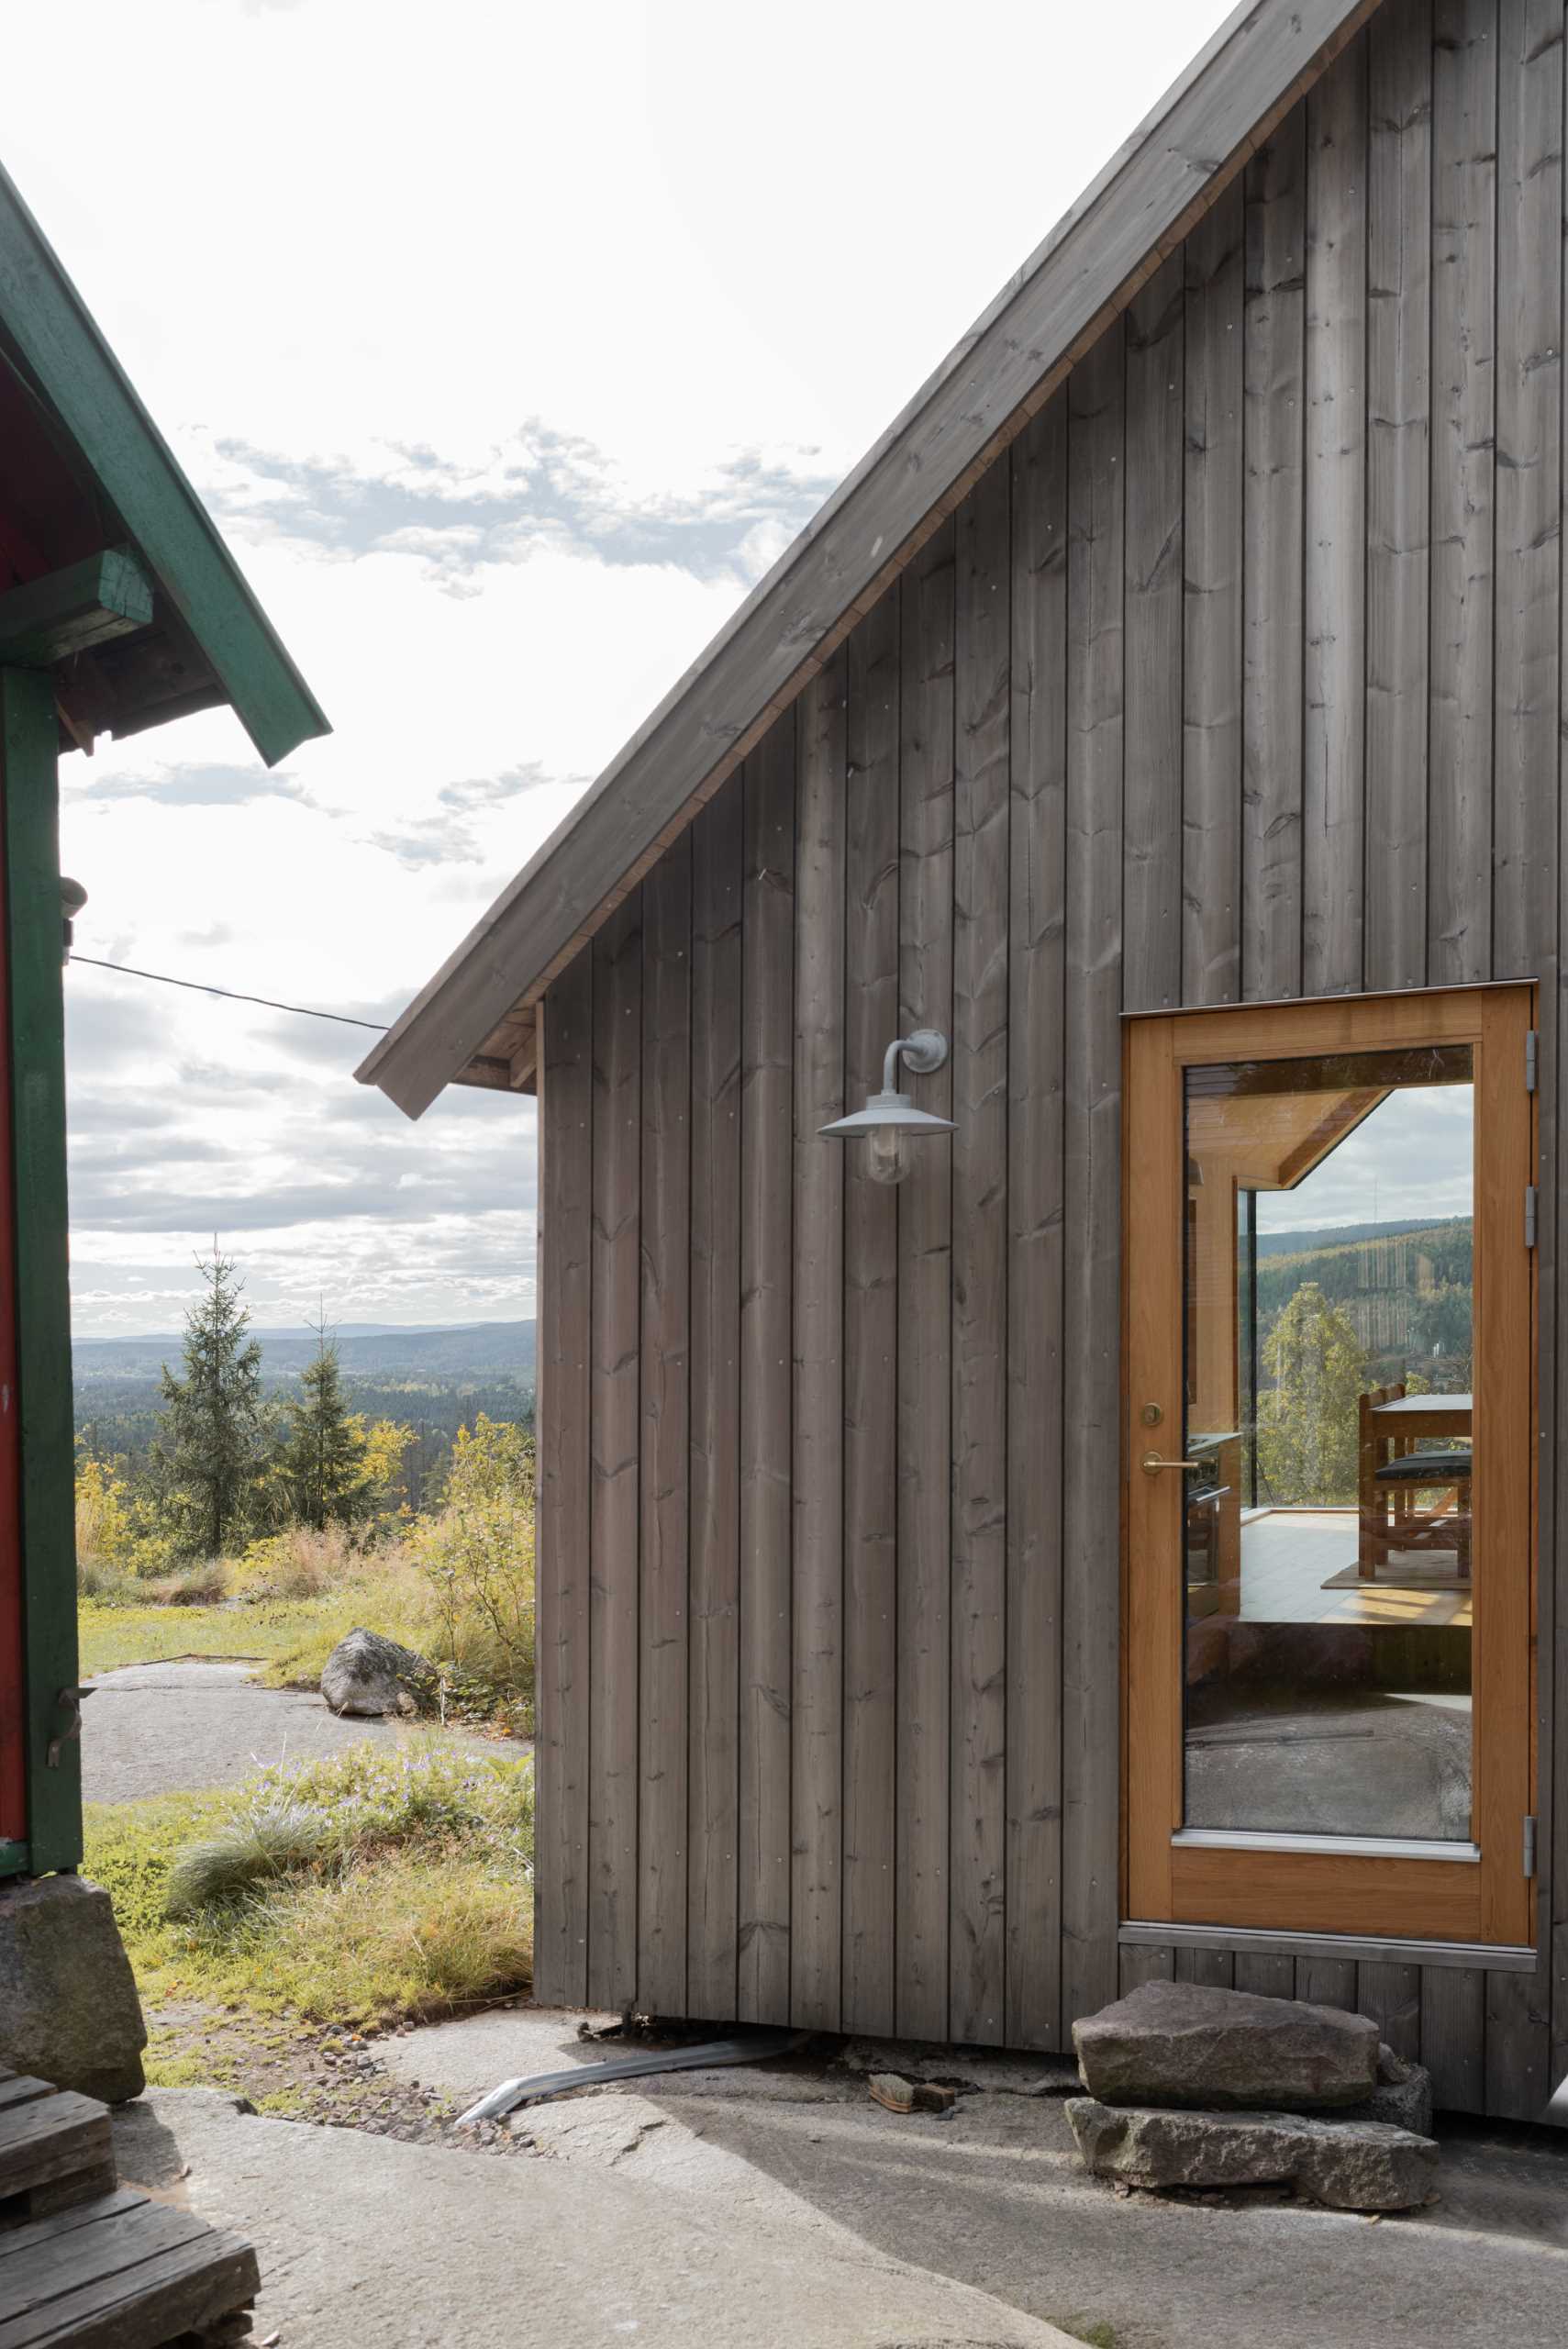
(409, 1415), (535, 1725)
(165, 1802), (335, 1915)
(141, 1559), (231, 1608)
(230, 1524), (358, 1601)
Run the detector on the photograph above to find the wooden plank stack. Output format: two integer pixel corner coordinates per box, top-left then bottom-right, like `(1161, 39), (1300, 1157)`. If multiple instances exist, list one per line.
(0, 2069), (258, 2348)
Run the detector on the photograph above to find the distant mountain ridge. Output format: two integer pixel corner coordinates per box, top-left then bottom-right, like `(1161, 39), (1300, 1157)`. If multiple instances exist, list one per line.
(1254, 1214), (1465, 1260)
(74, 1319), (536, 1384)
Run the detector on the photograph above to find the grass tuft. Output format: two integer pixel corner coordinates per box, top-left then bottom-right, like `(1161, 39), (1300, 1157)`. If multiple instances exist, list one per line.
(164, 1803), (336, 1915)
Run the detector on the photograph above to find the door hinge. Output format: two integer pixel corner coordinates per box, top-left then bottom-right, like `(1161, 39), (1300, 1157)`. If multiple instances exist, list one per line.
(1525, 1186), (1539, 1248)
(1524, 1816), (1538, 1878)
(1526, 1029), (1540, 1092)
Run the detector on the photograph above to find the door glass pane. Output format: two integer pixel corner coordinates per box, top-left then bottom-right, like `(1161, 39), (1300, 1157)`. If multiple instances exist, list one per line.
(1182, 1045), (1474, 1842)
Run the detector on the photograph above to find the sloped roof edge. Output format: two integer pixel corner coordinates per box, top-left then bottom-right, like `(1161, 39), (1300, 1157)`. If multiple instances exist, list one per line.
(360, 0), (1379, 1119)
(0, 161), (329, 769)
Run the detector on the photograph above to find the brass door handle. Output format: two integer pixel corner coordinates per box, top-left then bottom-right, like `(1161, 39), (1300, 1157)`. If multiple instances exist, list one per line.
(1140, 1453), (1206, 1475)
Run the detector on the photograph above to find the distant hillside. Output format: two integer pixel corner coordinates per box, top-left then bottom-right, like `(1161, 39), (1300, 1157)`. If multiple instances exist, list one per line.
(1255, 1214), (1462, 1260)
(73, 1319), (536, 1385)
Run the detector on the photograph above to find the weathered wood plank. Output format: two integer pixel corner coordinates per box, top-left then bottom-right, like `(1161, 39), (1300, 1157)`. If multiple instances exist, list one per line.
(1183, 180), (1246, 1008)
(1006, 396), (1069, 2052)
(1304, 34), (1369, 996)
(1428, 0), (1496, 985)
(1484, 1965), (1551, 2119)
(1122, 254), (1184, 1015)
(638, 838), (691, 2016)
(842, 592), (902, 2038)
(535, 949), (594, 2006)
(739, 723), (796, 2022)
(1232, 1952), (1297, 1997)
(1242, 112), (1307, 1003)
(588, 896), (642, 2010)
(950, 463), (1010, 2046)
(1364, 0), (1432, 994)
(1356, 1959), (1422, 2062)
(687, 777), (744, 2019)
(792, 652), (847, 2032)
(1176, 1948), (1237, 1989)
(1420, 1964), (1485, 2108)
(896, 518), (957, 2043)
(1119, 1944), (1176, 1992)
(1492, 0), (1562, 980)
(1062, 328), (1125, 2040)
(1296, 1955), (1359, 2009)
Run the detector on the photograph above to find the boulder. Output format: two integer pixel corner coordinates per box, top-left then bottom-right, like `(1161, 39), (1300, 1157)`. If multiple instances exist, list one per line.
(320, 1628), (438, 1719)
(1073, 1980), (1379, 2111)
(1339, 2044), (1434, 2137)
(0, 1874), (147, 2103)
(1066, 2096), (1438, 2211)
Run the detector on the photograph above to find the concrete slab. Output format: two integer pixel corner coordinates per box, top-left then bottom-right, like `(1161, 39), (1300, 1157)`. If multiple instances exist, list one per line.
(81, 1660), (518, 1801)
(112, 2088), (1081, 2348)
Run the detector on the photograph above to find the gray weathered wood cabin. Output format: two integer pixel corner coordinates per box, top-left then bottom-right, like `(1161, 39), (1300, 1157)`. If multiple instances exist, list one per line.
(362, 0), (1568, 2120)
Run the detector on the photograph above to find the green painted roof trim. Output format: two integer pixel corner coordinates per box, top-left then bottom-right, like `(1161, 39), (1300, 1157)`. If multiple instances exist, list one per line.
(0, 162), (328, 768)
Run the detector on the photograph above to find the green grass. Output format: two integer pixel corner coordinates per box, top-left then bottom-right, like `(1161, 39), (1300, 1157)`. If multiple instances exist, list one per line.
(78, 1586), (531, 1735)
(85, 1738), (534, 2028)
(77, 1596), (352, 1679)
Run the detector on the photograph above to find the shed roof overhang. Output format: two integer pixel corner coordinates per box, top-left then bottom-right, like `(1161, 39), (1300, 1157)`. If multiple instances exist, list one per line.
(358, 0), (1381, 1120)
(0, 161), (328, 769)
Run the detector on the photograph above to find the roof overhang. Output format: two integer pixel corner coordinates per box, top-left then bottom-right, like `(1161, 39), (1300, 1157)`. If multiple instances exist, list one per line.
(0, 161), (328, 768)
(359, 0), (1380, 1119)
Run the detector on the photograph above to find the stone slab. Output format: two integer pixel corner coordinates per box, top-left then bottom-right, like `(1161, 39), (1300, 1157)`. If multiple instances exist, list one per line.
(1067, 2096), (1439, 2210)
(1073, 1980), (1380, 2110)
(113, 2088), (1082, 2347)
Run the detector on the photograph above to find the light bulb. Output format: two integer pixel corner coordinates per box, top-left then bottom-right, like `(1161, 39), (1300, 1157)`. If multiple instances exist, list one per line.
(867, 1125), (909, 1186)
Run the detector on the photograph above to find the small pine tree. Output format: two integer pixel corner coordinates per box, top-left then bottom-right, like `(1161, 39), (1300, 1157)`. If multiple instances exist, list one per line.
(279, 1322), (374, 1531)
(151, 1243), (272, 1557)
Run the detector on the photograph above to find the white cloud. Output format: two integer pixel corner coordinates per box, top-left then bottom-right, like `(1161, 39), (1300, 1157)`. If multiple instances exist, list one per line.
(0, 0), (1234, 1335)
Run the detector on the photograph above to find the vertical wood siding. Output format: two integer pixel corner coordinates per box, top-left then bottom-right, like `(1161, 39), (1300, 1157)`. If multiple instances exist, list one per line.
(533, 0), (1563, 2114)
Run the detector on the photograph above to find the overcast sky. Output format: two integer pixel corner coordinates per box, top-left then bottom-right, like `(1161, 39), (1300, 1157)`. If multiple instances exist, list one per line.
(1256, 1087), (1476, 1238)
(1, 0), (1233, 1339)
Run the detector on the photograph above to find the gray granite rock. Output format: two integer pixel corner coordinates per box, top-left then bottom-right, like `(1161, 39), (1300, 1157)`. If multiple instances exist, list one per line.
(1066, 2096), (1438, 2210)
(1073, 1980), (1379, 2110)
(1340, 2045), (1434, 2135)
(320, 1627), (437, 1718)
(0, 1873), (147, 2102)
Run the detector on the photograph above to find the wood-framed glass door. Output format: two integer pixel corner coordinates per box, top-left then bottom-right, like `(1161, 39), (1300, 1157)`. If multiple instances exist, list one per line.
(1124, 986), (1534, 1947)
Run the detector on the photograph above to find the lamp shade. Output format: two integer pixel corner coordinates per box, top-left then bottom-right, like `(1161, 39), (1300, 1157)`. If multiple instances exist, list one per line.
(818, 1090), (956, 1140)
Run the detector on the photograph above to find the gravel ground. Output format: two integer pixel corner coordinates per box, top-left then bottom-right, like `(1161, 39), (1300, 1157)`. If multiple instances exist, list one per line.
(80, 1657), (520, 1801)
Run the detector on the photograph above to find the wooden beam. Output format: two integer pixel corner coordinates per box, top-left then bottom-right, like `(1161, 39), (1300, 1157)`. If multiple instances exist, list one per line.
(358, 0), (1384, 1120)
(1, 667), (81, 1873)
(0, 551), (151, 668)
(0, 161), (329, 767)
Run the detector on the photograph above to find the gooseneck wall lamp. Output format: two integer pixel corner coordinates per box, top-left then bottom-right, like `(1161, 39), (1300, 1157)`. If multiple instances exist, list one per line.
(818, 1030), (956, 1186)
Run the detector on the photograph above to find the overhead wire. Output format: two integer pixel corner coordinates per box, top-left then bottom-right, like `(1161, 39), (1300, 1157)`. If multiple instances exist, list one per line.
(67, 954), (390, 1033)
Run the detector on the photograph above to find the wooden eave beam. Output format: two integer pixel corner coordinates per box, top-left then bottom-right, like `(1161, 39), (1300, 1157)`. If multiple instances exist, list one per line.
(359, 0), (1383, 1121)
(0, 168), (329, 767)
(0, 548), (152, 667)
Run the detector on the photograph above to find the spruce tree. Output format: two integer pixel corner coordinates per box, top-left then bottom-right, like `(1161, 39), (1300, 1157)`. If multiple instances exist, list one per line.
(152, 1243), (270, 1557)
(280, 1323), (373, 1531)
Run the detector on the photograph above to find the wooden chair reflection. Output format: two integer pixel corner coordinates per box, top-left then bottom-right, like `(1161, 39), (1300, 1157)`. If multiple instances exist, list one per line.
(1357, 1380), (1472, 1580)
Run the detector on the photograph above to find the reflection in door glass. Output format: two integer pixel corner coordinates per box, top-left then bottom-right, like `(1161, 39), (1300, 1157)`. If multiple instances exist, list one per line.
(1182, 1047), (1474, 1842)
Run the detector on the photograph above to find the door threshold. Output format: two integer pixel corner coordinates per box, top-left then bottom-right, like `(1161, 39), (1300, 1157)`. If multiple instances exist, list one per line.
(1172, 1827), (1480, 1865)
(1118, 1919), (1538, 1972)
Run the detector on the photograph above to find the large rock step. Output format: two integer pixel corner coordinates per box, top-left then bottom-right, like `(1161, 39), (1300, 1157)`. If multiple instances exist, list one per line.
(1067, 2095), (1440, 2211)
